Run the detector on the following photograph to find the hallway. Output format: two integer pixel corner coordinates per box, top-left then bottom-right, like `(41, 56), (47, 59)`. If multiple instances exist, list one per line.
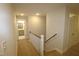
(17, 39), (39, 56)
(1, 3), (79, 56)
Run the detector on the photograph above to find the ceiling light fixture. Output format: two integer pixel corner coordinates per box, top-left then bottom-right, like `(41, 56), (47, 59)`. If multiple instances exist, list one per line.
(69, 13), (75, 18)
(20, 13), (24, 16)
(36, 13), (40, 16)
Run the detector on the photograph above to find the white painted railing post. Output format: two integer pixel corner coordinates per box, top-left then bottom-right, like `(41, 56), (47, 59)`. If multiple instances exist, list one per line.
(40, 35), (44, 56)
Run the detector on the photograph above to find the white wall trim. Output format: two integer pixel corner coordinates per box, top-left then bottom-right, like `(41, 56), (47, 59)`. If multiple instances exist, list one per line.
(45, 48), (64, 55)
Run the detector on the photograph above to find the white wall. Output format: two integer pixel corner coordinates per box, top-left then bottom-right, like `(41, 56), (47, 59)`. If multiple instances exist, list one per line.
(28, 16), (46, 36)
(46, 6), (66, 53)
(63, 7), (70, 52)
(0, 4), (16, 55)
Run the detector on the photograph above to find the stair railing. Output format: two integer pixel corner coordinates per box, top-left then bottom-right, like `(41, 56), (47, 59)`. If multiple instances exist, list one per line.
(45, 33), (57, 43)
(29, 31), (44, 56)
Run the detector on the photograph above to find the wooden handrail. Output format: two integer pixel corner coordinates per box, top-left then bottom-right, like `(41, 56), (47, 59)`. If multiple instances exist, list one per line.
(45, 33), (57, 43)
(29, 31), (41, 39)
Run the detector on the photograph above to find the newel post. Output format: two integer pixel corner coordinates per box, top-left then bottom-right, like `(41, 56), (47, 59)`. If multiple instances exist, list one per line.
(40, 35), (44, 56)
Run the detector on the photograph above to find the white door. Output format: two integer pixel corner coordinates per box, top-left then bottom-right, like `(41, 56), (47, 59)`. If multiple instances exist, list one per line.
(69, 15), (78, 47)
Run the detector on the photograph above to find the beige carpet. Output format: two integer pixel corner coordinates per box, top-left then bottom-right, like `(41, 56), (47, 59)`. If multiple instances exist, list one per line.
(17, 39), (39, 56)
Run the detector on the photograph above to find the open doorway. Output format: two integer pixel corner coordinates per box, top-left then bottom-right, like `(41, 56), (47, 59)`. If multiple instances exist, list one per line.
(16, 19), (26, 40)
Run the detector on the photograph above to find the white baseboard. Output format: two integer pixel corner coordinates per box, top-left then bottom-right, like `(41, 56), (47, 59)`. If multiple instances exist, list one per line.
(45, 41), (79, 55)
(55, 48), (63, 54)
(45, 48), (56, 53)
(45, 48), (64, 55)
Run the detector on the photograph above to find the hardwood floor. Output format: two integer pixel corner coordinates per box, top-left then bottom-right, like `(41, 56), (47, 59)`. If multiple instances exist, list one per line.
(63, 43), (79, 56)
(45, 43), (79, 56)
(17, 39), (79, 56)
(45, 50), (61, 56)
(17, 39), (39, 56)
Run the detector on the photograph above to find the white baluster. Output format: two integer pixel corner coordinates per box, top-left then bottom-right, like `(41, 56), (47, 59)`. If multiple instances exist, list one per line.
(40, 35), (44, 56)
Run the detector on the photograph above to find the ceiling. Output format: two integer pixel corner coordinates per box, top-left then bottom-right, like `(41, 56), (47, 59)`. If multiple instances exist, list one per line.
(13, 3), (79, 16)
(13, 3), (65, 16)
